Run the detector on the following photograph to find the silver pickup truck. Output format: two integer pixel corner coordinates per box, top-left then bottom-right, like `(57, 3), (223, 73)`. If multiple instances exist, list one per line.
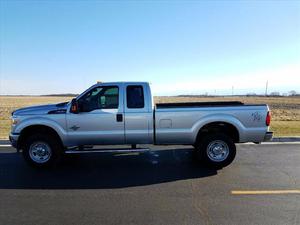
(10, 82), (273, 168)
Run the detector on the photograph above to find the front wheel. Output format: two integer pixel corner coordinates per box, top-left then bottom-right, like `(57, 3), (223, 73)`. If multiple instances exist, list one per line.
(22, 133), (62, 168)
(195, 133), (236, 169)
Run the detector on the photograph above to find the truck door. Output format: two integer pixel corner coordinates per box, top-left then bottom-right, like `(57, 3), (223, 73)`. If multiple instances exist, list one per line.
(124, 84), (152, 144)
(66, 85), (125, 145)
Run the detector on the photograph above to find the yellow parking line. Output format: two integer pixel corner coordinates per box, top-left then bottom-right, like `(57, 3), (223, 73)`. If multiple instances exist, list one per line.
(231, 190), (300, 195)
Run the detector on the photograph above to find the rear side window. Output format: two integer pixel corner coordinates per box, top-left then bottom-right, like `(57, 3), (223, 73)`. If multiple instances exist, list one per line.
(126, 85), (144, 108)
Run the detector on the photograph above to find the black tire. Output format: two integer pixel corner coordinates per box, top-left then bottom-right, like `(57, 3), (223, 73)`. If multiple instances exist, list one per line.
(195, 133), (236, 169)
(22, 133), (63, 168)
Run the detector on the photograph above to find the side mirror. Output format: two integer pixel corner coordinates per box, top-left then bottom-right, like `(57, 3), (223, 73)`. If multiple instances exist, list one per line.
(70, 98), (79, 114)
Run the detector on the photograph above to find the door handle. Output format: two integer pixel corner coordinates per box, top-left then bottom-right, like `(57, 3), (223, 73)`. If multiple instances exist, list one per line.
(116, 114), (123, 122)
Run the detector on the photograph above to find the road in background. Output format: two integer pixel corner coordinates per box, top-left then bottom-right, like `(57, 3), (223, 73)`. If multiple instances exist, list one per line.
(0, 144), (299, 225)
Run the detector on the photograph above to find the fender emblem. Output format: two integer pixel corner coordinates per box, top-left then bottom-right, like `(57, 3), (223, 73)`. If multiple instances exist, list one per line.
(70, 125), (80, 131)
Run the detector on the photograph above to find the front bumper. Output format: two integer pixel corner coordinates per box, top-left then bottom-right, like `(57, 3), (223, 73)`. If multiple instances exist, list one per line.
(263, 131), (273, 142)
(9, 133), (20, 148)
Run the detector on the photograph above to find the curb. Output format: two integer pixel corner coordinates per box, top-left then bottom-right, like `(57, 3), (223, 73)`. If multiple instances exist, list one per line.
(0, 140), (10, 145)
(269, 137), (300, 142)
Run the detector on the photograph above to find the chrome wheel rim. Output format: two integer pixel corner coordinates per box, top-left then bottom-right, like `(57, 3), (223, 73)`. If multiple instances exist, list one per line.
(29, 141), (52, 163)
(206, 140), (229, 162)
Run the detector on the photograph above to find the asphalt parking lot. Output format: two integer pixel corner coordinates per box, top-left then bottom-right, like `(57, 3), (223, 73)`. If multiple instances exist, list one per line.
(0, 143), (299, 225)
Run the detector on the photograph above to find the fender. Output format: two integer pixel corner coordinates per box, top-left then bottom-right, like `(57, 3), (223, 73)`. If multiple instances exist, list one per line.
(191, 113), (246, 143)
(14, 116), (67, 143)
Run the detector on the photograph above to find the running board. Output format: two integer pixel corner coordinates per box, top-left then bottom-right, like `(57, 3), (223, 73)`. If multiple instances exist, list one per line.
(65, 148), (150, 154)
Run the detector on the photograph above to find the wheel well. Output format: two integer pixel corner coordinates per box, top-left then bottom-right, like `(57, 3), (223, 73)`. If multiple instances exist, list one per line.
(196, 122), (239, 143)
(18, 125), (63, 149)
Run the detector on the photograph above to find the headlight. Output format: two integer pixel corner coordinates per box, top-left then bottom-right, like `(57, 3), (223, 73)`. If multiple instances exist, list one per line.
(11, 117), (19, 125)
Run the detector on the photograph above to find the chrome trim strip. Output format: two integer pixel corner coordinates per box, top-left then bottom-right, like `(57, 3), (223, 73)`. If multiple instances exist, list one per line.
(65, 148), (149, 154)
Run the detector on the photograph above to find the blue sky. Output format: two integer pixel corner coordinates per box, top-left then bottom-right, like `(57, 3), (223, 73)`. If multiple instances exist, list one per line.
(0, 1), (299, 95)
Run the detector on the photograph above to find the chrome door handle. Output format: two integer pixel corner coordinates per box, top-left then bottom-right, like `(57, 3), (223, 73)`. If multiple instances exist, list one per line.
(116, 114), (123, 122)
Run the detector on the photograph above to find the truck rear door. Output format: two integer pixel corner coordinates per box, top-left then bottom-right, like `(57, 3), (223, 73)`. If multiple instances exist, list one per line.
(124, 84), (153, 144)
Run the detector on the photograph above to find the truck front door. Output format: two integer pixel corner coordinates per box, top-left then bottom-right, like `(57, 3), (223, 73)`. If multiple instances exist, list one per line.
(66, 85), (125, 145)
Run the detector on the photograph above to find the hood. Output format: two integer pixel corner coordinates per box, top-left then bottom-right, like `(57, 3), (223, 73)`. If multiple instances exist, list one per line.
(12, 102), (69, 116)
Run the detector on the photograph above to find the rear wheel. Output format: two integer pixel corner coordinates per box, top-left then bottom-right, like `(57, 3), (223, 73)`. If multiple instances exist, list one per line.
(22, 133), (62, 168)
(195, 133), (236, 169)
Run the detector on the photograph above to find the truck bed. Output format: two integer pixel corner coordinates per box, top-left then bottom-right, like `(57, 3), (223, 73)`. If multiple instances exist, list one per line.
(154, 102), (269, 144)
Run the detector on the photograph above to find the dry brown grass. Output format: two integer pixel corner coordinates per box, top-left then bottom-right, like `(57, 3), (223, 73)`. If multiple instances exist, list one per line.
(0, 96), (299, 139)
(0, 96), (72, 139)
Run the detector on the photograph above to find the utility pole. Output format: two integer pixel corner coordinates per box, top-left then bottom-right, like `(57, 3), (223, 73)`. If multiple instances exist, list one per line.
(265, 80), (268, 96)
(232, 86), (234, 96)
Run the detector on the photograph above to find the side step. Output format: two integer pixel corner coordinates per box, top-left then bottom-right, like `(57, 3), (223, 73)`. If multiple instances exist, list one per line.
(65, 148), (150, 154)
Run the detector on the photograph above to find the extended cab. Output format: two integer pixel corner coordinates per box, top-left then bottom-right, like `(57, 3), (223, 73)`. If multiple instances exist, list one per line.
(10, 82), (273, 168)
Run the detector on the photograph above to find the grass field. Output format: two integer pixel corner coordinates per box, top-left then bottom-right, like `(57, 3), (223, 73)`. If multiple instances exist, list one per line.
(0, 96), (299, 139)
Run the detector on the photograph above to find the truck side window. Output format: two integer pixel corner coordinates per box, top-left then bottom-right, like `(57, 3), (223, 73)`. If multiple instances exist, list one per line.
(127, 85), (144, 108)
(78, 86), (119, 112)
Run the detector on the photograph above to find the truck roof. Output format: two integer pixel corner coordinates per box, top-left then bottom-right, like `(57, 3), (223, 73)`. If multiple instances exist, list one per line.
(76, 81), (150, 100)
(94, 81), (149, 86)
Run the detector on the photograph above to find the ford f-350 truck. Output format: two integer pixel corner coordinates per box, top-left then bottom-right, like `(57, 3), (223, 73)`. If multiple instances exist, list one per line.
(9, 82), (273, 168)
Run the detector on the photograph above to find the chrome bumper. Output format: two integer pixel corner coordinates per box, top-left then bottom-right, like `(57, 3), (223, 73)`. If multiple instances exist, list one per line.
(9, 133), (20, 148)
(264, 131), (273, 142)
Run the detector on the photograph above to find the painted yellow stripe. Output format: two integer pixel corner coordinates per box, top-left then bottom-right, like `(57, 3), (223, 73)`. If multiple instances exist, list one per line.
(231, 190), (300, 195)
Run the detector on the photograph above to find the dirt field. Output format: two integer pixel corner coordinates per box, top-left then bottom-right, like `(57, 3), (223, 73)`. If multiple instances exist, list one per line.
(0, 96), (299, 139)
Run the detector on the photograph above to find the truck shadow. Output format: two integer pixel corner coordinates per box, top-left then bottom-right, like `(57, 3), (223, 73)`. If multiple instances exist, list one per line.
(0, 148), (217, 189)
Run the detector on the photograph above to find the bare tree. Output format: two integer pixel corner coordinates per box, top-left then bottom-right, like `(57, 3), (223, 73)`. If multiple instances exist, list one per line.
(289, 90), (297, 96)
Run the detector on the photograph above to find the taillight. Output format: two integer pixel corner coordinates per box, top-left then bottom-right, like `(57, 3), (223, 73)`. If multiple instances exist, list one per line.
(266, 111), (271, 126)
